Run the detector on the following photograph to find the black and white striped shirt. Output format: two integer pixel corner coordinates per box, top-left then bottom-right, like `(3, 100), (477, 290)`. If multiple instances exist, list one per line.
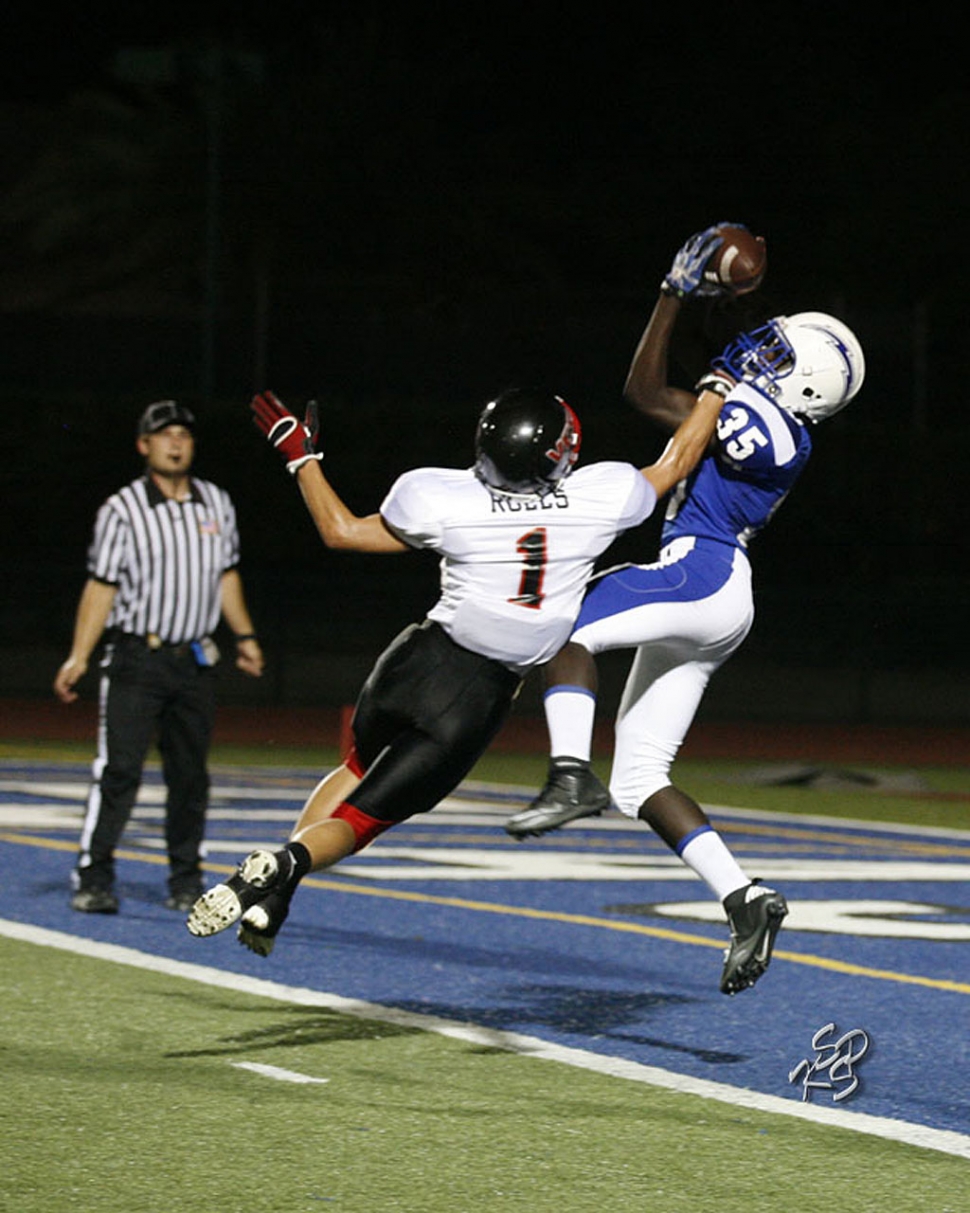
(87, 475), (241, 644)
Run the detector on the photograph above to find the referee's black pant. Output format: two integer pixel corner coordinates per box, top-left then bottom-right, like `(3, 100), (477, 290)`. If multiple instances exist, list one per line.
(75, 634), (216, 896)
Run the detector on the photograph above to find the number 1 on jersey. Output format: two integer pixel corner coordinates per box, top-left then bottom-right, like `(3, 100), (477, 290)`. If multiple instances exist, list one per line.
(509, 527), (547, 609)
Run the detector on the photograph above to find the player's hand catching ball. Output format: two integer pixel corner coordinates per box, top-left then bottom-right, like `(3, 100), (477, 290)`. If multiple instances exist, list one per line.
(661, 225), (728, 300)
(251, 391), (323, 474)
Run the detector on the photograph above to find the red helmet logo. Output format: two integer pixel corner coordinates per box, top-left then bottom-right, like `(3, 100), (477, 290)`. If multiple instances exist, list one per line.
(544, 398), (581, 467)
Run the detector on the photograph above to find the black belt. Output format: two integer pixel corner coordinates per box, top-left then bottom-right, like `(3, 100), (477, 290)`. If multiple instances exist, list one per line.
(114, 631), (195, 656)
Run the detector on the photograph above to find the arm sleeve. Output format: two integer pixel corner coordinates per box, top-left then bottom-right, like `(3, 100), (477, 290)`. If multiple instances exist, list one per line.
(220, 491), (241, 571)
(86, 500), (127, 583)
(623, 465), (658, 527)
(379, 471), (444, 549)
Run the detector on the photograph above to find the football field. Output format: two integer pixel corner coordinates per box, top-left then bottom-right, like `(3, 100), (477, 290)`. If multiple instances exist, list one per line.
(1, 750), (968, 1211)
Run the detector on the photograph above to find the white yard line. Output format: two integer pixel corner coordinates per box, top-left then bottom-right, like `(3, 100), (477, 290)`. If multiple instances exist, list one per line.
(231, 1061), (329, 1084)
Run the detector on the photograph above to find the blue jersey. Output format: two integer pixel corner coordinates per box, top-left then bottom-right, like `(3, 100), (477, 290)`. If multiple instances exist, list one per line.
(662, 380), (811, 550)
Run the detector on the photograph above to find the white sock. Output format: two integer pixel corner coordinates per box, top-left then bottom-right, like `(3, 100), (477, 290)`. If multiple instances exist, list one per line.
(677, 826), (749, 902)
(544, 686), (597, 763)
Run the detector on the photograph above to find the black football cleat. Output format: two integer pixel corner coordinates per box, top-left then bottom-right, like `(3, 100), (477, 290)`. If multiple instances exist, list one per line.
(505, 757), (612, 839)
(237, 885), (295, 958)
(720, 880), (788, 995)
(186, 849), (282, 938)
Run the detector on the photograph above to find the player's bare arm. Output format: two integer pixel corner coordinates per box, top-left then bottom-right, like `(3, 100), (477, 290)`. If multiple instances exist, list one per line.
(623, 294), (697, 430)
(296, 460), (407, 553)
(639, 387), (723, 498)
(251, 390), (408, 555)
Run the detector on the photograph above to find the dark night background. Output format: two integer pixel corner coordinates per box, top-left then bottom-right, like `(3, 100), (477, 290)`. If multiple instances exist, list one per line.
(2, 6), (968, 727)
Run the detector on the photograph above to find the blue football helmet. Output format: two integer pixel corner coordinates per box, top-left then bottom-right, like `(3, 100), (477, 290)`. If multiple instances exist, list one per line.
(712, 312), (865, 422)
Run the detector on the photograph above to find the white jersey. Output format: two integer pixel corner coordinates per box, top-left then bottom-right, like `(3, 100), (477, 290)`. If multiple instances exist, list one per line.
(380, 463), (656, 672)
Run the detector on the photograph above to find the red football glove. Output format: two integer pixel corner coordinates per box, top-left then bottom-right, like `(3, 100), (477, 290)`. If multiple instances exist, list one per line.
(251, 391), (322, 475)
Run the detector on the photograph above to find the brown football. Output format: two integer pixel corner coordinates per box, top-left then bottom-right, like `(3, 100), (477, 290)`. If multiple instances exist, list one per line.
(704, 225), (767, 295)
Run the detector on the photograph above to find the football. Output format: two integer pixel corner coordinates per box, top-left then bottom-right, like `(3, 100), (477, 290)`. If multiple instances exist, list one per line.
(704, 225), (767, 295)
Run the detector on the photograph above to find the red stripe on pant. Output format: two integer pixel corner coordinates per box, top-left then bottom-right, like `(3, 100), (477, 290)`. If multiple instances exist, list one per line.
(331, 802), (393, 853)
(346, 745), (365, 778)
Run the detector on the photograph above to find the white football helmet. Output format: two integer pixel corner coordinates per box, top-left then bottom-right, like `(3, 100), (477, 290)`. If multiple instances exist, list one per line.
(712, 311), (865, 422)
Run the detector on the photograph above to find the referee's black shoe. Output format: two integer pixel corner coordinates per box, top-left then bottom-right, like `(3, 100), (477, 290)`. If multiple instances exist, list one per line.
(186, 849), (283, 938)
(71, 886), (119, 914)
(720, 880), (788, 995)
(505, 757), (612, 839)
(165, 883), (204, 913)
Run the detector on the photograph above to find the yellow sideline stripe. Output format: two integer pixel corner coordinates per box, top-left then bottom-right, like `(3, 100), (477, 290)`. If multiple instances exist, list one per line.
(4, 834), (968, 996)
(296, 874), (970, 994)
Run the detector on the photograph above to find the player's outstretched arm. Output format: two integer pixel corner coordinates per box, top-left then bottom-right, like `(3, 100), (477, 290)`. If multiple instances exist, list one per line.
(623, 293), (697, 431)
(251, 391), (408, 554)
(624, 226), (728, 430)
(295, 460), (407, 552)
(640, 387), (723, 499)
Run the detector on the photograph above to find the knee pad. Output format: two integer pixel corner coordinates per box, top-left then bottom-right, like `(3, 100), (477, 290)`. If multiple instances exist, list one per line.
(331, 803), (393, 853)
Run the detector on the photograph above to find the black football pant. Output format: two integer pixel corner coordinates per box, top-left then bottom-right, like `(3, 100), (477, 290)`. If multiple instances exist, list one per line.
(75, 635), (216, 895)
(348, 620), (522, 827)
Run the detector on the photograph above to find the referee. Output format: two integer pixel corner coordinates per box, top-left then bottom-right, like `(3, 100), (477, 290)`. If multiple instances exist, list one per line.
(54, 400), (265, 914)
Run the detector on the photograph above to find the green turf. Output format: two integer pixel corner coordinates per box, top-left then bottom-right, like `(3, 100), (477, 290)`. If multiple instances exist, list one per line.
(3, 935), (966, 1213)
(662, 762), (970, 832)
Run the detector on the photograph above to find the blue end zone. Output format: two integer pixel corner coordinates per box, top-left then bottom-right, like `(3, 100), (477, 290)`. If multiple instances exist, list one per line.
(1, 758), (969, 1141)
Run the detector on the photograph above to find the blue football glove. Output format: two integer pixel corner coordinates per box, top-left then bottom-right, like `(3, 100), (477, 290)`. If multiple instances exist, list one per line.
(661, 224), (730, 300)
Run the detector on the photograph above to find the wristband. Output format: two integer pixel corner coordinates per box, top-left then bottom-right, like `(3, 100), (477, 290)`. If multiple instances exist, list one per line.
(695, 371), (735, 399)
(235, 633), (258, 643)
(286, 451), (324, 476)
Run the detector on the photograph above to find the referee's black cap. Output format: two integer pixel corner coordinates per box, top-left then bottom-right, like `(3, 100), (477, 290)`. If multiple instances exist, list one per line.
(137, 400), (196, 436)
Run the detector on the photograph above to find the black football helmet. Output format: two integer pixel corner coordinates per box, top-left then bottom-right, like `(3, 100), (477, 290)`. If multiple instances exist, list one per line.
(474, 389), (582, 496)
